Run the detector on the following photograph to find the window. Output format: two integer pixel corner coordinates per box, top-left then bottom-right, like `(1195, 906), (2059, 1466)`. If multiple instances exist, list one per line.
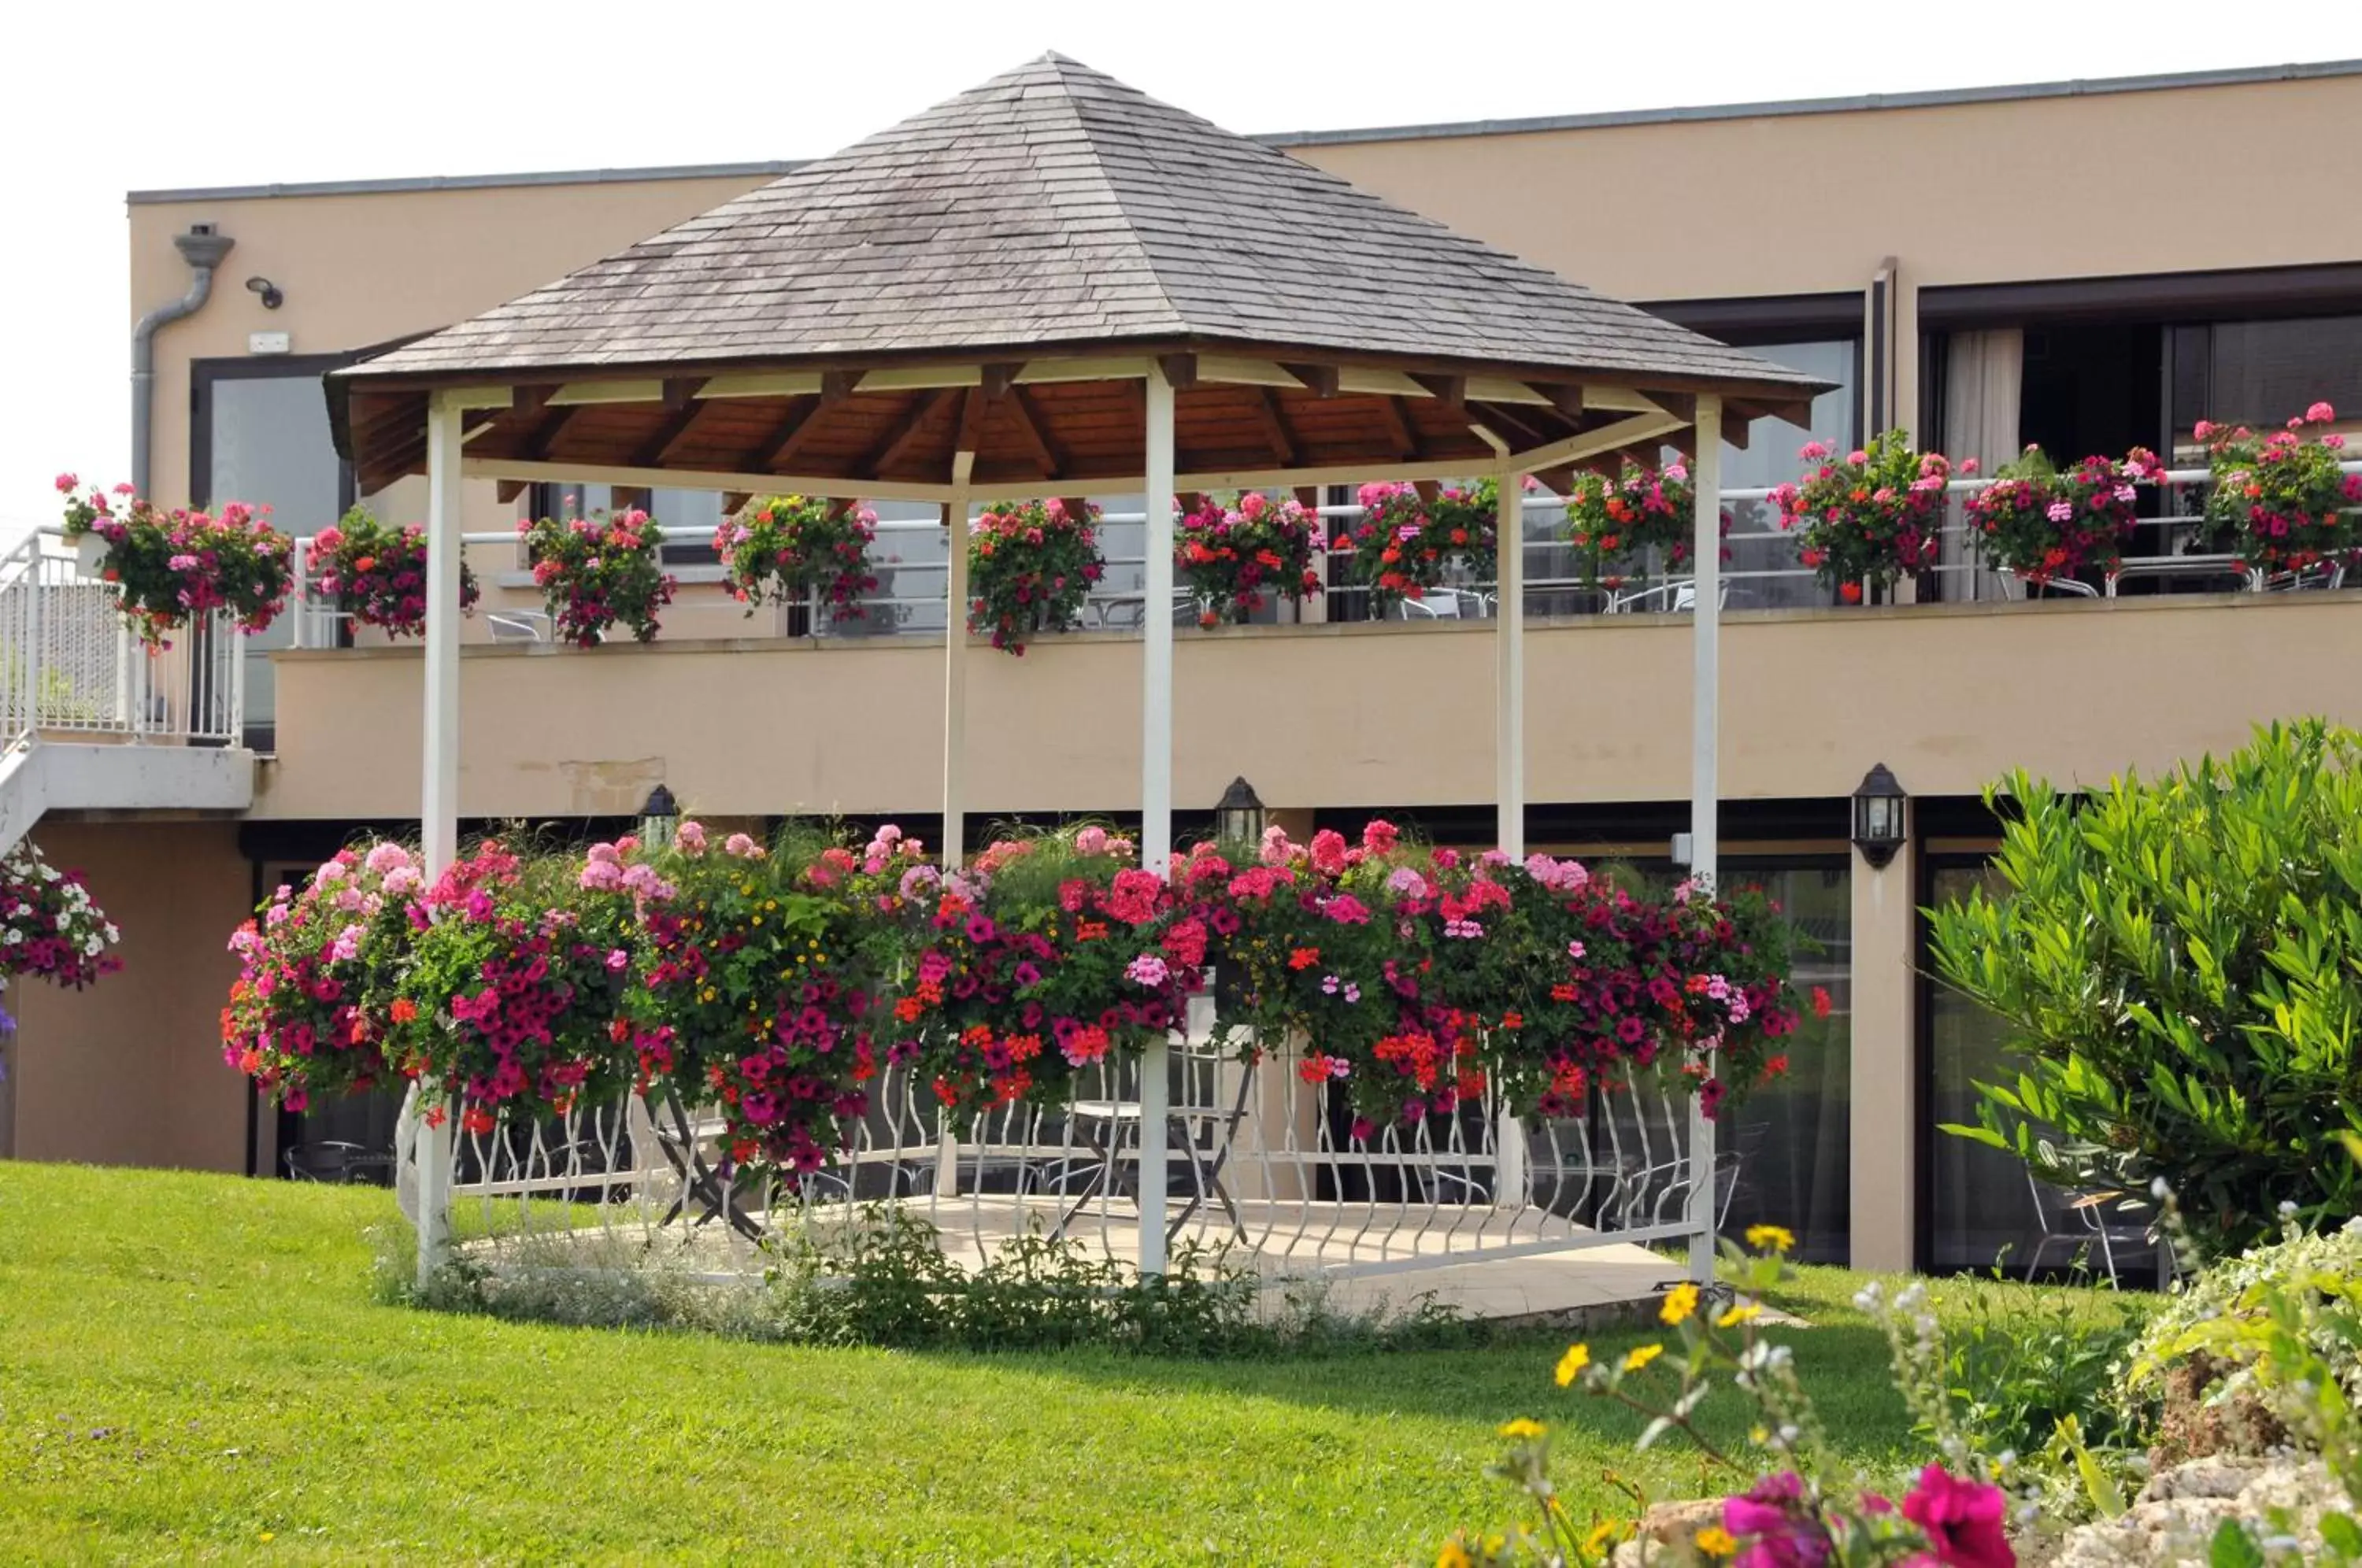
(528, 483), (725, 566)
(1922, 863), (2045, 1273)
(2170, 314), (2362, 453)
(193, 357), (355, 747)
(1716, 340), (1859, 612)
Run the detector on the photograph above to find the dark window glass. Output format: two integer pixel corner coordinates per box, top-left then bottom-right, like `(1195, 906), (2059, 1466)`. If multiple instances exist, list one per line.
(1924, 864), (2046, 1272)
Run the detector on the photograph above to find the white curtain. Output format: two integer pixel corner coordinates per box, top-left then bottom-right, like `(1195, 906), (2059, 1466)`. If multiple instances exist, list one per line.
(1942, 330), (2024, 602)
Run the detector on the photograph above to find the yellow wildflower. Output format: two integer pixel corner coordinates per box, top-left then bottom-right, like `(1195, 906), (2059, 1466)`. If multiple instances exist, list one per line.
(1553, 1343), (1590, 1387)
(1582, 1521), (1622, 1555)
(1694, 1524), (1738, 1558)
(1435, 1541), (1474, 1568)
(1717, 1301), (1763, 1329)
(1496, 1417), (1547, 1440)
(1660, 1281), (1700, 1325)
(1622, 1343), (1664, 1373)
(1744, 1223), (1796, 1255)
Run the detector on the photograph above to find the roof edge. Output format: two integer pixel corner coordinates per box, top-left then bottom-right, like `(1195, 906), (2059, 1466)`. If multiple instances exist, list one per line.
(1256, 57), (2362, 147)
(127, 160), (802, 206)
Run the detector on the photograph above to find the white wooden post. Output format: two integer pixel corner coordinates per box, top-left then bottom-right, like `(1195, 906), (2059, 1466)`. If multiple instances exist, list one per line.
(1686, 394), (1723, 1285)
(942, 460), (973, 871)
(1493, 460), (1528, 1211)
(414, 390), (464, 1288)
(1138, 364), (1176, 1275)
(938, 457), (974, 1197)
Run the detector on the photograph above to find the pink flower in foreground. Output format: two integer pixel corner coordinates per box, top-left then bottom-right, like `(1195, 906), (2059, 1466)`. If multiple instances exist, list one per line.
(1900, 1465), (2013, 1567)
(2307, 401), (2337, 424)
(674, 821), (707, 856)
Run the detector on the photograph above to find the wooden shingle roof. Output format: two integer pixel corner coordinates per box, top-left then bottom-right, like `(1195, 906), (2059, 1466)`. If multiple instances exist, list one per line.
(335, 56), (1832, 496)
(345, 54), (1819, 395)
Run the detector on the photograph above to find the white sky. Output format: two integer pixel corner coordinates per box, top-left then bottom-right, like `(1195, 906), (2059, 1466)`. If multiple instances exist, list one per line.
(4, 0), (2356, 542)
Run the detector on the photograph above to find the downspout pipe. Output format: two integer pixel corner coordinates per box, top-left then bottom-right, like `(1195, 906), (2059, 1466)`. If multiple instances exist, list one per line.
(131, 225), (235, 499)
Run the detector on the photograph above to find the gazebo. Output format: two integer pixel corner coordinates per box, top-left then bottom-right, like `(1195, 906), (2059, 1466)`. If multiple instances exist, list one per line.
(330, 53), (1829, 1282)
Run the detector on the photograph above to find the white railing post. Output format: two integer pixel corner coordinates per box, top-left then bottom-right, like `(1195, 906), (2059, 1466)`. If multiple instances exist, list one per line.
(1687, 395), (1723, 1287)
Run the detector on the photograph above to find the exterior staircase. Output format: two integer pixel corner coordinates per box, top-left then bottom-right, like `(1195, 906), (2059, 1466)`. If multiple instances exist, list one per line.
(0, 530), (256, 856)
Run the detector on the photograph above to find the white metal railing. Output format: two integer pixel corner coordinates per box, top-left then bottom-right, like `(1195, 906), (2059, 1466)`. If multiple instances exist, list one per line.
(1, 528), (245, 754)
(281, 459), (2362, 653)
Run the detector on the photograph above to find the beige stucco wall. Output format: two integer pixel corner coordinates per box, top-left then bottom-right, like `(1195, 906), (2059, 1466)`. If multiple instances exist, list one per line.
(6, 820), (251, 1172)
(256, 593), (2362, 823)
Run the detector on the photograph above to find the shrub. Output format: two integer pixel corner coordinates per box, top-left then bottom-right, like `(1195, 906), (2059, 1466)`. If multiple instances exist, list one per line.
(1964, 446), (2161, 586)
(56, 475), (291, 646)
(517, 508), (676, 645)
(304, 508), (479, 638)
(2198, 401), (2362, 574)
(1175, 490), (1324, 625)
(713, 494), (879, 620)
(1768, 431), (1952, 601)
(1927, 720), (2362, 1254)
(965, 497), (1103, 654)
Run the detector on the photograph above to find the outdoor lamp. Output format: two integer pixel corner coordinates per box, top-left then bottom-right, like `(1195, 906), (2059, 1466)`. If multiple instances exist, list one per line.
(639, 783), (679, 850)
(1215, 776), (1266, 844)
(1851, 763), (1908, 870)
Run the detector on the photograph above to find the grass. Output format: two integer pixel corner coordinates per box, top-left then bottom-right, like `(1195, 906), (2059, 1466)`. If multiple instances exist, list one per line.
(2, 1163), (2032, 1566)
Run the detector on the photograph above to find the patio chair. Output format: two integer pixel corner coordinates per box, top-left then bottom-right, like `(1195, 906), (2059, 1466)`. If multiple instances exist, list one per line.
(2022, 1170), (2160, 1285)
(1050, 1019), (1256, 1245)
(1397, 589), (1464, 619)
(487, 610), (551, 644)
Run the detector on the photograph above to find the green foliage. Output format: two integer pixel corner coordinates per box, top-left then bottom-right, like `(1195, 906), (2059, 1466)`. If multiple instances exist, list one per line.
(1927, 720), (2362, 1255)
(966, 497), (1105, 654)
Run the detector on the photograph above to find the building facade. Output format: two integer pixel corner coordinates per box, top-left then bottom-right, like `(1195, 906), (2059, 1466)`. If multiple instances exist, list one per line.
(9, 59), (2362, 1274)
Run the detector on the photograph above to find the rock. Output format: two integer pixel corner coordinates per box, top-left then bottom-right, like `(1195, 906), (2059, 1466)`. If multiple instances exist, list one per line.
(2050, 1455), (2352, 1566)
(1637, 1498), (1723, 1543)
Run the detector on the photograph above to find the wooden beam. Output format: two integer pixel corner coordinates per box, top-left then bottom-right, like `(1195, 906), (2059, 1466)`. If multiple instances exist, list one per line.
(1157, 353), (1198, 391)
(820, 370), (859, 405)
(1413, 480), (1442, 505)
(980, 362), (1020, 401)
(1537, 383), (1586, 420)
(699, 371), (822, 400)
(1375, 396), (1422, 460)
(864, 389), (956, 476)
(1279, 362), (1341, 398)
(496, 479), (530, 505)
(1004, 386), (1064, 478)
(631, 378), (713, 467)
(462, 456), (955, 505)
(1412, 373), (1468, 409)
(1252, 390), (1298, 465)
(1015, 357), (1153, 385)
(1175, 490), (1205, 515)
(1472, 402), (1548, 446)
(523, 404), (580, 462)
(752, 395), (822, 472)
(1293, 486), (1320, 509)
(1530, 464), (1576, 496)
(1196, 355), (1305, 390)
(1464, 375), (1550, 407)
(722, 491), (751, 516)
(855, 364), (983, 394)
(1336, 366), (1429, 398)
(548, 379), (665, 406)
(953, 386), (988, 457)
(1058, 497), (1091, 529)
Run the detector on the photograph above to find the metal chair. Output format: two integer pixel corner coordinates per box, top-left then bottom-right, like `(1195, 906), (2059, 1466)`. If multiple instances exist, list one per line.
(1397, 588), (1464, 619)
(2023, 1170), (2159, 1285)
(486, 610), (551, 644)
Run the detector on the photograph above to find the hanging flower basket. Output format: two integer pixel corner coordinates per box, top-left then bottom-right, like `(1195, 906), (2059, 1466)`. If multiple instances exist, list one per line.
(518, 508), (676, 646)
(305, 508), (481, 638)
(2198, 402), (2362, 573)
(1562, 460), (1720, 590)
(967, 498), (1104, 655)
(1, 840), (122, 993)
(1964, 446), (2160, 587)
(1347, 481), (1497, 614)
(715, 495), (880, 627)
(1768, 433), (1953, 603)
(1176, 491), (1324, 625)
(55, 475), (293, 648)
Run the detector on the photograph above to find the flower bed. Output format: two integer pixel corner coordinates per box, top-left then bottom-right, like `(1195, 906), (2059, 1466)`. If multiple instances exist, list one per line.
(1176, 491), (1324, 625)
(57, 475), (291, 647)
(1346, 481), (1498, 612)
(518, 508), (676, 646)
(715, 495), (880, 622)
(223, 819), (1802, 1180)
(1965, 446), (2160, 586)
(2200, 402), (2362, 573)
(304, 508), (480, 638)
(1770, 432), (1954, 601)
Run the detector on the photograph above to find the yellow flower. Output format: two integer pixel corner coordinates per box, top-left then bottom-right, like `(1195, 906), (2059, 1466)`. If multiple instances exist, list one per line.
(1553, 1343), (1591, 1387)
(1694, 1524), (1738, 1558)
(1745, 1223), (1796, 1255)
(1435, 1541), (1475, 1568)
(1660, 1282), (1700, 1325)
(1496, 1417), (1547, 1440)
(1582, 1521), (1622, 1555)
(1717, 1301), (1763, 1329)
(1621, 1344), (1664, 1374)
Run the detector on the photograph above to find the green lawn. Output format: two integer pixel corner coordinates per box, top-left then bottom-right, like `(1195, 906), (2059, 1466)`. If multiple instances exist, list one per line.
(0, 1163), (1942, 1565)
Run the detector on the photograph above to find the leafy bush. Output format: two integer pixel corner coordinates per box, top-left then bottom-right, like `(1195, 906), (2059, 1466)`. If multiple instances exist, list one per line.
(1927, 720), (2362, 1255)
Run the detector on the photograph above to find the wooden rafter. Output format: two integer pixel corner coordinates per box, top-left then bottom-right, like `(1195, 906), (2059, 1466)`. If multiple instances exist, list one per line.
(865, 389), (957, 475)
(629, 377), (713, 467)
(750, 395), (823, 472)
(1375, 396), (1422, 461)
(1004, 386), (1064, 477)
(1279, 362), (1341, 398)
(1253, 390), (1298, 465)
(953, 386), (988, 457)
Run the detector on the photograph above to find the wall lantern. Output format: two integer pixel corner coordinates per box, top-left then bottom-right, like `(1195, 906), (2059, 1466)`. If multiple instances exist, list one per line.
(1851, 763), (1908, 870)
(639, 783), (679, 850)
(1215, 776), (1266, 845)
